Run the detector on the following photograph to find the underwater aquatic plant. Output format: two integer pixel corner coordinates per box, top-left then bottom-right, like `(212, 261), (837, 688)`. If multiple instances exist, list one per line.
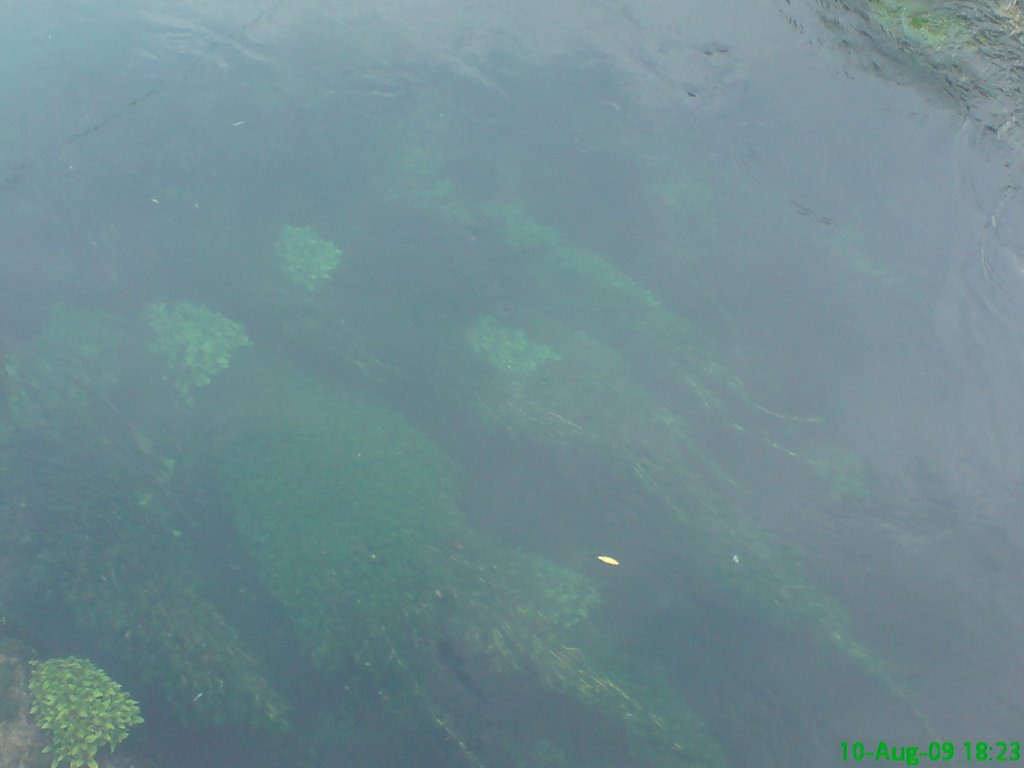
(468, 316), (560, 376)
(28, 657), (143, 768)
(148, 302), (252, 404)
(275, 225), (343, 290)
(4, 306), (122, 438)
(195, 353), (724, 767)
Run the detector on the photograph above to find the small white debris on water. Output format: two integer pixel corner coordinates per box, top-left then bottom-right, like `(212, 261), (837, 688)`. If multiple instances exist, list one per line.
(232, 120), (245, 126)
(732, 554), (740, 564)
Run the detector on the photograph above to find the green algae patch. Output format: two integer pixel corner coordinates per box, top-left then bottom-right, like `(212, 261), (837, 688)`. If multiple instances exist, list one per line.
(462, 313), (902, 702)
(204, 360), (464, 672)
(867, 0), (973, 52)
(195, 353), (725, 766)
(6, 424), (289, 731)
(491, 203), (661, 310)
(264, 141), (916, 723)
(148, 302), (252, 405)
(67, 555), (289, 730)
(451, 536), (725, 768)
(5, 306), (123, 438)
(468, 316), (560, 377)
(274, 225), (343, 291)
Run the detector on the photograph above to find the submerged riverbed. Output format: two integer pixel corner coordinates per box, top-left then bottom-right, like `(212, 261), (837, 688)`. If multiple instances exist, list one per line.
(1, 2), (1022, 766)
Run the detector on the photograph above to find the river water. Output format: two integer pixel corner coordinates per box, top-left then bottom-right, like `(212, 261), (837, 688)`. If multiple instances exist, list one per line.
(2, 1), (1022, 767)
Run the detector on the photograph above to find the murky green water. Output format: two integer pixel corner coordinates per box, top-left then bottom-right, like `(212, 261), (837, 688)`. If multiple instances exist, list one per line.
(1, 2), (1022, 767)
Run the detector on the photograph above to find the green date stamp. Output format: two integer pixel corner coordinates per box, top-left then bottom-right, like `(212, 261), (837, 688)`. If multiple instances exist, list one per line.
(841, 741), (1022, 765)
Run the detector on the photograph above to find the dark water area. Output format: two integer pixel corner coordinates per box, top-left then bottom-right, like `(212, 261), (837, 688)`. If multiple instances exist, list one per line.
(2, 2), (1024, 767)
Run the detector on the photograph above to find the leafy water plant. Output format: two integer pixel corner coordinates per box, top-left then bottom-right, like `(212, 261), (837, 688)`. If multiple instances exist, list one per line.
(275, 225), (342, 290)
(28, 657), (143, 768)
(148, 302), (251, 404)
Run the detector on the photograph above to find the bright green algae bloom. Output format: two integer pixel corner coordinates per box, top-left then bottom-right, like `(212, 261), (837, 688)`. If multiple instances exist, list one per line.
(275, 225), (342, 290)
(148, 302), (252, 404)
(28, 657), (143, 768)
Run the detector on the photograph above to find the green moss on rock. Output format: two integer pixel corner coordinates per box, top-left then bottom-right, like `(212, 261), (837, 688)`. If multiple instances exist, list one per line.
(867, 0), (972, 51)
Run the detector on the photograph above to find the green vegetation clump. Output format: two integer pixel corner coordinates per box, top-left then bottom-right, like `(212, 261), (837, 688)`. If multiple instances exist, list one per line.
(453, 536), (723, 768)
(207, 361), (465, 671)
(197, 354), (723, 766)
(867, 0), (971, 51)
(259, 139), (914, 722)
(4, 306), (122, 437)
(28, 657), (143, 768)
(5, 410), (287, 732)
(275, 225), (342, 290)
(67, 557), (289, 730)
(148, 302), (252, 404)
(468, 316), (560, 376)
